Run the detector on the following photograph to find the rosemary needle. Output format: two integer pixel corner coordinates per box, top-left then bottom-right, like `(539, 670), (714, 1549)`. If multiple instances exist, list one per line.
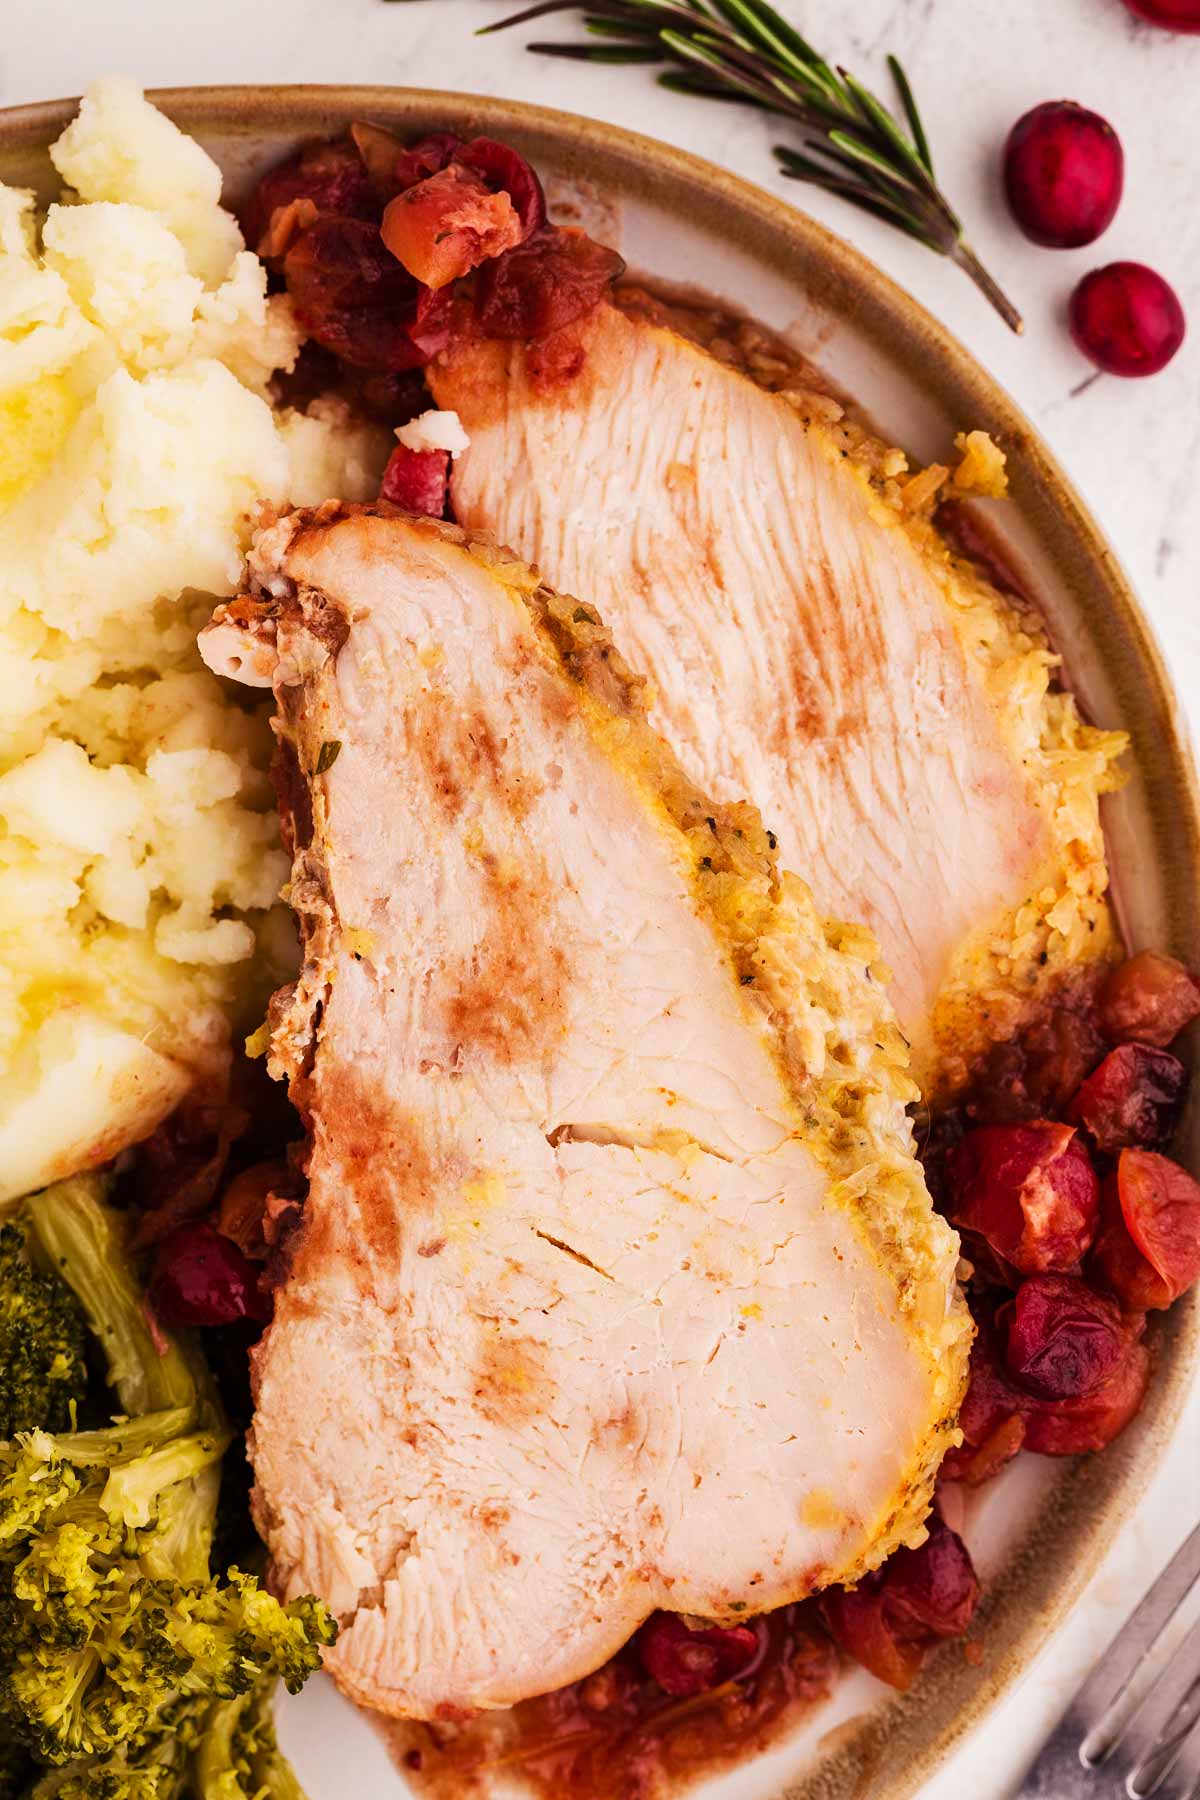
(477, 0), (1023, 334)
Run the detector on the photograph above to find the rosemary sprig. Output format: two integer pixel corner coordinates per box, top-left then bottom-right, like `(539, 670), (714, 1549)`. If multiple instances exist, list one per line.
(477, 0), (1022, 333)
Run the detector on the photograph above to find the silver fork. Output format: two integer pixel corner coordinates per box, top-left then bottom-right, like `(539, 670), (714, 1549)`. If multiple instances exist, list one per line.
(1015, 1520), (1200, 1798)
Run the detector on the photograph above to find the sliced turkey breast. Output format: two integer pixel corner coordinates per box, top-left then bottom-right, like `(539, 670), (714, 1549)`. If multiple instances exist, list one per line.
(430, 294), (1125, 1097)
(202, 505), (969, 1720)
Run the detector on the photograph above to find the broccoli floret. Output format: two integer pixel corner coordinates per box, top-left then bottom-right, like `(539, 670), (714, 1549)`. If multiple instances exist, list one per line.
(0, 1177), (334, 1798)
(195, 1684), (307, 1800)
(0, 1224), (90, 1439)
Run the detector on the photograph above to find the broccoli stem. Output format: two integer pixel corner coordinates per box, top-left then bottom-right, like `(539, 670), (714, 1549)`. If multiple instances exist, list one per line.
(100, 1429), (231, 1531)
(22, 1177), (211, 1425)
(53, 1409), (195, 1466)
(143, 1459), (222, 1586)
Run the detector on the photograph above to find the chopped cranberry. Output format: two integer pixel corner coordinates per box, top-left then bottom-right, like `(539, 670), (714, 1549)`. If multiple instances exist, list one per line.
(635, 1613), (764, 1698)
(1001, 1273), (1125, 1401)
(1022, 1336), (1150, 1455)
(821, 1518), (979, 1691)
(243, 137), (375, 259)
(150, 1222), (271, 1328)
(125, 1096), (239, 1250)
(457, 137), (546, 239)
(948, 1121), (1100, 1277)
(408, 283), (456, 361)
(218, 1158), (291, 1262)
(394, 132), (464, 192)
(1092, 1149), (1200, 1310)
(1098, 951), (1200, 1048)
(475, 226), (625, 341)
(380, 445), (450, 516)
(348, 120), (408, 200)
(963, 1003), (1106, 1125)
(1067, 1043), (1186, 1153)
(940, 1314), (1028, 1485)
(283, 216), (426, 372)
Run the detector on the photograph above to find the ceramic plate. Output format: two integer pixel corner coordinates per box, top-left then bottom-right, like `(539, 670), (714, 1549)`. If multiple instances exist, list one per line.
(2, 83), (1197, 1800)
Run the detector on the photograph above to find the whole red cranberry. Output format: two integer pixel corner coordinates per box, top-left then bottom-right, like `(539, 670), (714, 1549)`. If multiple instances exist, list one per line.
(150, 1222), (271, 1328)
(1098, 951), (1200, 1048)
(1069, 263), (1186, 377)
(821, 1518), (979, 1691)
(1067, 1043), (1186, 1153)
(947, 1121), (1100, 1277)
(1003, 102), (1124, 248)
(1092, 1149), (1200, 1310)
(1120, 0), (1200, 29)
(635, 1612), (763, 1697)
(1001, 1274), (1125, 1401)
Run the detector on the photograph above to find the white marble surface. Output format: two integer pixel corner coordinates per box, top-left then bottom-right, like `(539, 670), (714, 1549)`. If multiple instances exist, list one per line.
(4, 1), (1199, 1794)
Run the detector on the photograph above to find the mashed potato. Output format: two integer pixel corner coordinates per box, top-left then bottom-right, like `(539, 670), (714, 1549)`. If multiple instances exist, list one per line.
(0, 79), (390, 1204)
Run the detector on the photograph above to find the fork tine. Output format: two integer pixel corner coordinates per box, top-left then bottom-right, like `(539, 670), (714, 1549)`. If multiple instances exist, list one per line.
(1144, 1707), (1200, 1800)
(1080, 1522), (1200, 1759)
(1014, 1522), (1200, 1799)
(1116, 1612), (1200, 1794)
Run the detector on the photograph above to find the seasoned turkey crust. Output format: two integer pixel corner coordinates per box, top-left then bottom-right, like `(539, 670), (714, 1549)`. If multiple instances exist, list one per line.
(431, 294), (1126, 1099)
(203, 504), (970, 1719)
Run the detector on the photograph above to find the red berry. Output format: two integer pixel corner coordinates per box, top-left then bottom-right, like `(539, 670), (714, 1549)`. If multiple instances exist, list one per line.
(1066, 1043), (1187, 1153)
(1098, 951), (1200, 1048)
(1120, 0), (1200, 29)
(1001, 1273), (1125, 1401)
(821, 1518), (979, 1691)
(150, 1222), (271, 1328)
(380, 444), (449, 516)
(1069, 263), (1186, 377)
(635, 1612), (764, 1697)
(947, 1121), (1100, 1277)
(1092, 1149), (1200, 1309)
(1003, 102), (1124, 248)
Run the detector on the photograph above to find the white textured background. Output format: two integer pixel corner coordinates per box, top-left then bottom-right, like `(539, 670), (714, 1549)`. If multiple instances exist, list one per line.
(4, 2), (1199, 1794)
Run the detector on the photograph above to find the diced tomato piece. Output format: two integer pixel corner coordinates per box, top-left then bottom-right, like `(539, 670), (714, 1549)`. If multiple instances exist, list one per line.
(1092, 1149), (1200, 1309)
(1098, 951), (1200, 1048)
(635, 1612), (764, 1698)
(1021, 1337), (1150, 1455)
(1067, 1043), (1186, 1152)
(380, 444), (449, 516)
(475, 226), (625, 341)
(821, 1518), (979, 1691)
(1001, 1273), (1125, 1401)
(381, 165), (523, 290)
(243, 136), (376, 258)
(948, 1121), (1100, 1276)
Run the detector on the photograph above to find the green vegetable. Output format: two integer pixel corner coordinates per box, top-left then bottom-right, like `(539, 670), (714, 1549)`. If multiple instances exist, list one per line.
(1, 1177), (334, 1799)
(0, 1223), (89, 1439)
